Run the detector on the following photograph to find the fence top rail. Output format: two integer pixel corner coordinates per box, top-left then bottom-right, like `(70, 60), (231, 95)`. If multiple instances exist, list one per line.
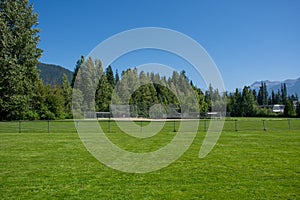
(226, 118), (300, 121)
(0, 119), (75, 123)
(0, 118), (299, 123)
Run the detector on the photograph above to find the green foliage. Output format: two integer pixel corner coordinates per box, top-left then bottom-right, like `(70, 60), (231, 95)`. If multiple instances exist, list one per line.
(43, 85), (65, 119)
(72, 59), (299, 118)
(74, 57), (102, 112)
(24, 110), (39, 120)
(95, 74), (113, 112)
(115, 69), (120, 84)
(61, 74), (72, 118)
(105, 65), (115, 86)
(257, 82), (268, 105)
(254, 107), (277, 117)
(71, 55), (84, 88)
(240, 86), (256, 117)
(0, 0), (42, 120)
(227, 82), (299, 117)
(109, 67), (202, 117)
(281, 83), (288, 105)
(227, 87), (258, 117)
(296, 101), (300, 117)
(227, 89), (241, 117)
(284, 99), (296, 117)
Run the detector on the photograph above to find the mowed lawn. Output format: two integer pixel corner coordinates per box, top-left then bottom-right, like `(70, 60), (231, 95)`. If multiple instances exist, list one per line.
(0, 120), (299, 199)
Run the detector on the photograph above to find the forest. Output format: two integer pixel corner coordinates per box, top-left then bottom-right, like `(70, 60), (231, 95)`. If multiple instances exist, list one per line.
(72, 56), (300, 120)
(0, 0), (299, 120)
(2, 54), (300, 120)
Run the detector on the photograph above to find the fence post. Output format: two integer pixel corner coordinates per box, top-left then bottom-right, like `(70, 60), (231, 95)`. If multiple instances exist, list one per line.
(173, 120), (176, 132)
(263, 120), (266, 131)
(48, 120), (50, 133)
(19, 120), (21, 133)
(76, 121), (79, 130)
(288, 119), (291, 130)
(203, 119), (206, 131)
(108, 118), (110, 133)
(235, 119), (238, 131)
(140, 120), (143, 132)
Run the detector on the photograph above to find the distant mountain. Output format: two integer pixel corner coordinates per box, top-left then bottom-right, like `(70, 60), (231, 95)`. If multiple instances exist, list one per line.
(250, 77), (300, 96)
(37, 63), (73, 85)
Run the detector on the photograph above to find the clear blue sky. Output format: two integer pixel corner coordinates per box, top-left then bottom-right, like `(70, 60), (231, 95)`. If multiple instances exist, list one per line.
(29, 0), (300, 91)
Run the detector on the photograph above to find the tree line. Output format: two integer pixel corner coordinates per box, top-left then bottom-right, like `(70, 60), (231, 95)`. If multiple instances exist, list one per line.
(72, 57), (205, 118)
(73, 57), (300, 119)
(227, 83), (299, 117)
(0, 0), (299, 120)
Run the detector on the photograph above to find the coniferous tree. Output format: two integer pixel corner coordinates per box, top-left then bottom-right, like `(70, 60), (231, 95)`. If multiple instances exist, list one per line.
(296, 101), (300, 117)
(105, 65), (115, 87)
(205, 84), (213, 112)
(81, 58), (96, 111)
(281, 83), (287, 105)
(240, 86), (256, 117)
(192, 86), (208, 113)
(0, 0), (42, 120)
(228, 89), (241, 117)
(257, 82), (268, 105)
(258, 83), (263, 105)
(252, 89), (257, 102)
(73, 57), (102, 114)
(177, 70), (198, 113)
(62, 74), (72, 118)
(71, 55), (84, 88)
(95, 74), (113, 112)
(275, 89), (281, 104)
(271, 90), (275, 105)
(284, 99), (296, 117)
(115, 69), (120, 85)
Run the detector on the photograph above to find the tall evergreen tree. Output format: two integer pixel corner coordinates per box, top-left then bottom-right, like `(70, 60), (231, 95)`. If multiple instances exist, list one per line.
(257, 82), (268, 105)
(62, 74), (72, 118)
(204, 84), (214, 112)
(240, 86), (256, 117)
(296, 101), (300, 117)
(271, 90), (275, 105)
(71, 55), (84, 88)
(192, 86), (208, 113)
(284, 99), (296, 117)
(281, 83), (287, 105)
(228, 89), (241, 117)
(72, 57), (102, 113)
(95, 73), (113, 112)
(0, 0), (42, 120)
(115, 69), (120, 84)
(252, 89), (257, 102)
(105, 65), (115, 86)
(275, 89), (281, 104)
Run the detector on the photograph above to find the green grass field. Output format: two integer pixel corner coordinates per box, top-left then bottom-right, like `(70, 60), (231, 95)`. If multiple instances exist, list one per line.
(0, 119), (299, 199)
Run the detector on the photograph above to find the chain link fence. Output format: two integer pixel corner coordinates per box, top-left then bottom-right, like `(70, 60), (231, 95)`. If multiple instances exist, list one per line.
(0, 118), (299, 133)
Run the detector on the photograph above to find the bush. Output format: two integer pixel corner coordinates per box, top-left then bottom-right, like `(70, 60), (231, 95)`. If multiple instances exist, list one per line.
(255, 107), (278, 117)
(39, 107), (55, 120)
(25, 111), (39, 120)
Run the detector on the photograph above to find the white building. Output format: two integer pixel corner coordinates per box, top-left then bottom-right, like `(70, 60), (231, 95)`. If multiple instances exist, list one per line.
(272, 104), (285, 113)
